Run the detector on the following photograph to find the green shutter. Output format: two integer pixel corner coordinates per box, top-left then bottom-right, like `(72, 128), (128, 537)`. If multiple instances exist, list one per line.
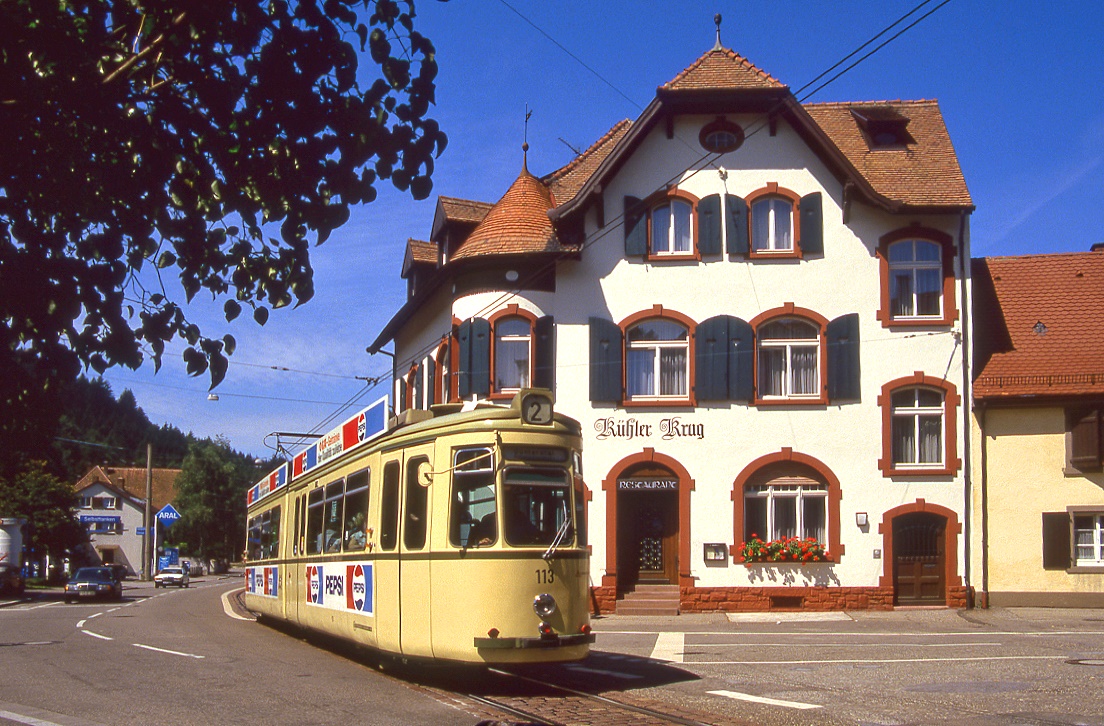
(1041, 512), (1072, 570)
(725, 194), (749, 256)
(799, 192), (823, 256)
(827, 313), (861, 402)
(698, 194), (722, 255)
(469, 318), (490, 397)
(731, 317), (754, 401)
(624, 196), (647, 256)
(589, 317), (623, 402)
(412, 362), (424, 409)
(534, 315), (556, 391)
(456, 320), (473, 399)
(695, 316), (730, 400)
(425, 358), (436, 407)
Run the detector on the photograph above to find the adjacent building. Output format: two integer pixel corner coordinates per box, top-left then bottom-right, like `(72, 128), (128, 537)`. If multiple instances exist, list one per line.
(73, 466), (180, 576)
(370, 42), (976, 612)
(971, 248), (1104, 606)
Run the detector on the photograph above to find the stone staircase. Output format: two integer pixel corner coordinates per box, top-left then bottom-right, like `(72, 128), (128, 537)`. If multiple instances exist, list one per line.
(616, 584), (680, 616)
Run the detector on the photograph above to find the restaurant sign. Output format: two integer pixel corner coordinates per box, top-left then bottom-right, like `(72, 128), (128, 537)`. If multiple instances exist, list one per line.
(618, 478), (678, 491)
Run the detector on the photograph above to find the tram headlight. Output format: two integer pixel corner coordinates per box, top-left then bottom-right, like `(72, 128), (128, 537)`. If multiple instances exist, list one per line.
(533, 593), (557, 619)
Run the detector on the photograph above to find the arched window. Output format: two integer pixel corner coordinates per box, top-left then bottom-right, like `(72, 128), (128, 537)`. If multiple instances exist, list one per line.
(493, 316), (532, 392)
(877, 225), (957, 328)
(878, 375), (961, 477)
(891, 387), (944, 466)
(751, 196), (794, 253)
(626, 319), (689, 400)
(757, 318), (820, 399)
(888, 240), (942, 319)
(650, 198), (693, 256)
(744, 477), (827, 543)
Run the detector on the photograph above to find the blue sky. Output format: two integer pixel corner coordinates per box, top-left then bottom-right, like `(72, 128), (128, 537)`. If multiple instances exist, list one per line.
(101, 0), (1104, 459)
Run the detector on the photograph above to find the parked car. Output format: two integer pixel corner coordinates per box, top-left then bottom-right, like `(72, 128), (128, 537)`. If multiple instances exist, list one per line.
(64, 567), (123, 603)
(154, 566), (189, 588)
(106, 563), (128, 581)
(0, 565), (24, 597)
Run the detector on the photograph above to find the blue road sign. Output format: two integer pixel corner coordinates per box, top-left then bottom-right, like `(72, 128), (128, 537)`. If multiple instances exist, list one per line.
(156, 503), (182, 528)
(136, 527), (146, 535)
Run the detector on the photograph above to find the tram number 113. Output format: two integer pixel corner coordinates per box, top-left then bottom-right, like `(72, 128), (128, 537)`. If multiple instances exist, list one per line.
(536, 567), (555, 585)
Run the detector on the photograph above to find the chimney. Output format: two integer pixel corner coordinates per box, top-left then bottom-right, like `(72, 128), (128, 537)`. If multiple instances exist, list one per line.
(1091, 242), (1104, 252)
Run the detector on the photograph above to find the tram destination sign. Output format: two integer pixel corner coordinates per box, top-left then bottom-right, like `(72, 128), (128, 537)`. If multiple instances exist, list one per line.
(618, 478), (678, 491)
(247, 395), (390, 507)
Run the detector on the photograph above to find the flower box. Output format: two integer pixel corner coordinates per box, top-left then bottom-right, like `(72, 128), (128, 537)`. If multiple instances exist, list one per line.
(737, 535), (828, 564)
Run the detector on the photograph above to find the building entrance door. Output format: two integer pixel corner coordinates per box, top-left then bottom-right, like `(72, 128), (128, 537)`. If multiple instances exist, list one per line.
(616, 477), (678, 590)
(893, 512), (946, 605)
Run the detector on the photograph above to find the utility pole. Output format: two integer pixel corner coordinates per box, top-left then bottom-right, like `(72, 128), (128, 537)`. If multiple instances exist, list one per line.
(143, 444), (152, 581)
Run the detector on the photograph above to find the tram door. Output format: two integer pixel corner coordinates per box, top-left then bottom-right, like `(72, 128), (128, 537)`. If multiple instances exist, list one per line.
(375, 458), (403, 653)
(398, 446), (434, 656)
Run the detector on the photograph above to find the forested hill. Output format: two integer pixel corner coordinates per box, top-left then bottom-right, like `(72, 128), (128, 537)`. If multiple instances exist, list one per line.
(50, 377), (197, 483)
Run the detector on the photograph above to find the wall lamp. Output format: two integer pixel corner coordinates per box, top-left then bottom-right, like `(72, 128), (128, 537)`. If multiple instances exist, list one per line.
(855, 512), (868, 527)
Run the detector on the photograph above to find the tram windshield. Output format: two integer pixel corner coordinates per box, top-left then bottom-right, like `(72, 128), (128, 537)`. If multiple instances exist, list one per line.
(503, 468), (573, 547)
(451, 447), (497, 548)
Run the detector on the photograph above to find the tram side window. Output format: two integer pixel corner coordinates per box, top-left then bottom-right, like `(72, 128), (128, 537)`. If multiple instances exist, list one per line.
(380, 461), (400, 551)
(404, 457), (429, 550)
(343, 469), (371, 551)
(247, 516), (262, 561)
(503, 468), (572, 547)
(573, 451), (587, 548)
(323, 480), (344, 554)
(450, 447), (496, 548)
(293, 496), (301, 556)
(306, 488), (325, 555)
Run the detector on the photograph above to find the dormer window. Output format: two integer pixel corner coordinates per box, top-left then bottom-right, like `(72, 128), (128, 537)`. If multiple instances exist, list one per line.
(852, 106), (915, 149)
(699, 117), (745, 154)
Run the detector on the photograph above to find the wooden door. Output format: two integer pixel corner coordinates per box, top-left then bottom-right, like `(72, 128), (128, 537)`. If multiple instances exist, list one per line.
(893, 513), (946, 604)
(618, 489), (678, 587)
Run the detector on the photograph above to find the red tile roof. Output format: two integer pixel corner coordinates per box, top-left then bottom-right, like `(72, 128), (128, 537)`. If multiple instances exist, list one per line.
(437, 196), (492, 226)
(803, 100), (972, 208)
(662, 48), (786, 91)
(974, 251), (1104, 399)
(75, 466), (181, 511)
(451, 165), (562, 261)
(407, 239), (436, 265)
(543, 119), (632, 207)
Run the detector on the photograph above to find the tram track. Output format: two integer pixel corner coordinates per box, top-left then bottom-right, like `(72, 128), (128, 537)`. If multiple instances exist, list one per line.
(458, 667), (721, 726)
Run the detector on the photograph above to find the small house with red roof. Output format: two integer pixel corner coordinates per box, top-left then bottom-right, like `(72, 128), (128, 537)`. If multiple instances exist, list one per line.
(972, 247), (1104, 606)
(73, 466), (181, 577)
(370, 31), (975, 612)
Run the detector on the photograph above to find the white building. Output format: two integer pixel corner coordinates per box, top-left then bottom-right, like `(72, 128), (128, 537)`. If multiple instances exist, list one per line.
(370, 43), (974, 613)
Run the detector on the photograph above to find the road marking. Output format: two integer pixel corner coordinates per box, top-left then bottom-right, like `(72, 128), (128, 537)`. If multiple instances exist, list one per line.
(564, 664), (643, 680)
(75, 619), (86, 629)
(650, 631), (684, 663)
(692, 641), (1003, 648)
(692, 655), (1069, 665)
(601, 629), (1104, 638)
(709, 690), (822, 710)
(0, 709), (65, 725)
(133, 643), (205, 659)
(221, 587), (254, 621)
(88, 612), (102, 619)
(81, 630), (112, 641)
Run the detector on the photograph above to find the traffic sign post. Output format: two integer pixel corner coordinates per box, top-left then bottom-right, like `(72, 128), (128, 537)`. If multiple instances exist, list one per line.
(152, 504), (181, 574)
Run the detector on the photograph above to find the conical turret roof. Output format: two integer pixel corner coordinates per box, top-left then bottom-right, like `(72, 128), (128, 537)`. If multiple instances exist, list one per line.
(451, 163), (559, 261)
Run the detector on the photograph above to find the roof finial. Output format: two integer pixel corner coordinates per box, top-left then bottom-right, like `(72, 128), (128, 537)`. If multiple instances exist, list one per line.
(523, 104), (533, 171)
(713, 13), (723, 50)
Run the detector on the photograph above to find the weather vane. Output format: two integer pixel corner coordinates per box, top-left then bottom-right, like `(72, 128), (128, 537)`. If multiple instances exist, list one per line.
(714, 13), (723, 50)
(523, 104), (533, 167)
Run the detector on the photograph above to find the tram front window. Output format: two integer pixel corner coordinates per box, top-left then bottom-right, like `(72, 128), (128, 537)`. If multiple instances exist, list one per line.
(503, 469), (573, 547)
(451, 447), (496, 548)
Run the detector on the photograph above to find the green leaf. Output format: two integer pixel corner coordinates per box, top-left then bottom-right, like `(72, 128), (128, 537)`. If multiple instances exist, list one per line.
(223, 334), (236, 356)
(157, 251), (177, 268)
(253, 306), (269, 326)
(223, 299), (241, 322)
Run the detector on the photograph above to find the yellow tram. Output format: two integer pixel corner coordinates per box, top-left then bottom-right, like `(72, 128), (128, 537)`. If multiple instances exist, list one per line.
(242, 389), (593, 664)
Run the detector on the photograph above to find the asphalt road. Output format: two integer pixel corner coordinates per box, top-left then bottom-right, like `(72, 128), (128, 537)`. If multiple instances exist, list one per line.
(0, 577), (475, 726)
(4, 580), (1104, 725)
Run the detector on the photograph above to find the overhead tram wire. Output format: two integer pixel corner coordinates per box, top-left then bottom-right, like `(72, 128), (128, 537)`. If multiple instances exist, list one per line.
(385, 0), (956, 377)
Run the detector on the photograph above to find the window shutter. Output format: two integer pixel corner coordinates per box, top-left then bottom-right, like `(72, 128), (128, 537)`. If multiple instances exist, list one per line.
(533, 315), (556, 391)
(827, 313), (861, 402)
(695, 316), (730, 400)
(1041, 512), (1072, 570)
(725, 194), (749, 256)
(469, 318), (491, 397)
(456, 320), (473, 399)
(731, 317), (754, 401)
(397, 378), (408, 411)
(698, 194), (722, 255)
(624, 196), (647, 256)
(1070, 409), (1102, 470)
(425, 357), (436, 407)
(799, 192), (823, 256)
(589, 317), (623, 402)
(412, 362), (424, 409)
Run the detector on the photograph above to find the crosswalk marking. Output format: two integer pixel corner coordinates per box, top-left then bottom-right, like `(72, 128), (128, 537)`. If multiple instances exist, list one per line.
(650, 631), (684, 663)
